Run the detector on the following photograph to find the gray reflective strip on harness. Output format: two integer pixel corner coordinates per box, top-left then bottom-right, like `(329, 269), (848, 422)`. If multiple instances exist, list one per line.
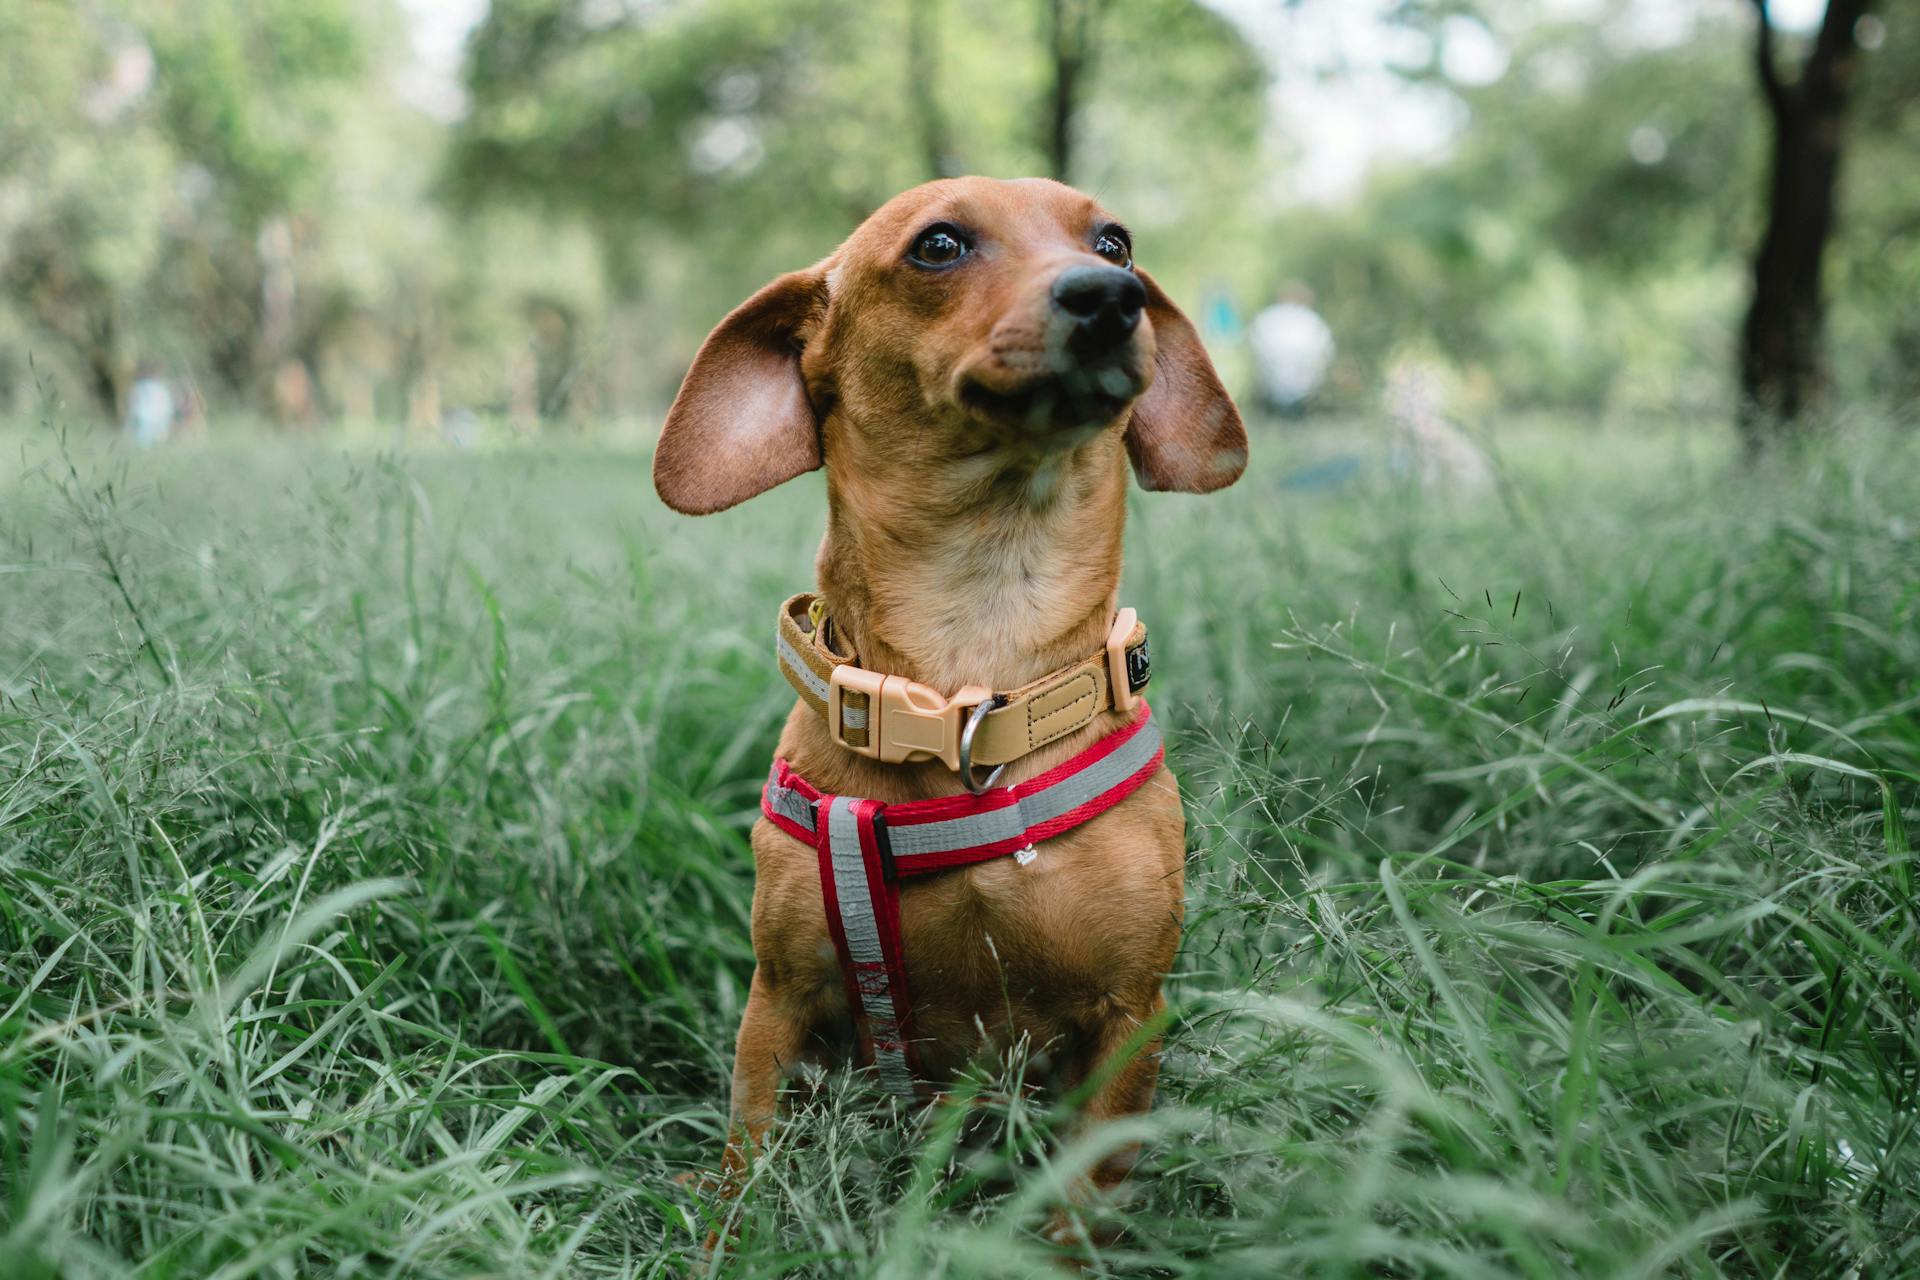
(766, 774), (818, 833)
(761, 712), (1162, 859)
(824, 799), (916, 1097)
(776, 633), (866, 729)
(886, 713), (1163, 859)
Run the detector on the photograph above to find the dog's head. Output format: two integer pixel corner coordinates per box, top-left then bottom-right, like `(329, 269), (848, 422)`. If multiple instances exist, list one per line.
(654, 177), (1246, 514)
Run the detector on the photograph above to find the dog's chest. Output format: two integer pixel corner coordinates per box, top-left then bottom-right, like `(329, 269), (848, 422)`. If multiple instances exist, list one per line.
(887, 805), (1184, 1053)
(753, 738), (1186, 1072)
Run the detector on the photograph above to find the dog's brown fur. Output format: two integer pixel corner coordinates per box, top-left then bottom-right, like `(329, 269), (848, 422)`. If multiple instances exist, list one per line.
(655, 177), (1244, 1244)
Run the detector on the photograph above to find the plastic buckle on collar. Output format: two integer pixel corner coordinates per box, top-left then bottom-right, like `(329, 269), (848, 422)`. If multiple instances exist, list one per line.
(1106, 607), (1146, 713)
(828, 665), (991, 772)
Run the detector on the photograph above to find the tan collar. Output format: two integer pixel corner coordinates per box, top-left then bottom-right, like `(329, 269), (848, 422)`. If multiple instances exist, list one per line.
(775, 592), (1150, 777)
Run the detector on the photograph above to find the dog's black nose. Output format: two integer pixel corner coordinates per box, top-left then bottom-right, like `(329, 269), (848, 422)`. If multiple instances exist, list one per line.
(1052, 265), (1145, 354)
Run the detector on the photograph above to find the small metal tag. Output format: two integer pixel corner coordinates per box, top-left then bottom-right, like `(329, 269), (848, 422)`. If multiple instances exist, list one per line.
(1013, 844), (1038, 867)
(1126, 639), (1152, 692)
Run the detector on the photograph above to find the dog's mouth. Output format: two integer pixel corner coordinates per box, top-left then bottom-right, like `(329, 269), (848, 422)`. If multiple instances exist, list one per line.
(956, 364), (1145, 434)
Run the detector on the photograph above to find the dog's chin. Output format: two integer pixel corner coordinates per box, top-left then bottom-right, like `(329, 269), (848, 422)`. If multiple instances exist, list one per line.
(956, 366), (1143, 442)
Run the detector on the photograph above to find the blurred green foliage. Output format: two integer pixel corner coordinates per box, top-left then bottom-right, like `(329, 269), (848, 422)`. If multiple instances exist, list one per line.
(0, 0), (1915, 426)
(1281, 3), (1920, 414)
(447, 0), (1266, 383)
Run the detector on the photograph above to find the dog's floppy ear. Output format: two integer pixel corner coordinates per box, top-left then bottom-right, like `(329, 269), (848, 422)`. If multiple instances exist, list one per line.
(1124, 269), (1247, 494)
(654, 265), (829, 514)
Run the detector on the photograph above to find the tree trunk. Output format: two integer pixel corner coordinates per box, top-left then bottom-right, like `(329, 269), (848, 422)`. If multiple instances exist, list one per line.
(530, 298), (579, 419)
(1739, 0), (1873, 449)
(1043, 0), (1104, 182)
(257, 215), (300, 422)
(85, 325), (125, 422)
(907, 0), (954, 179)
(1, 228), (129, 420)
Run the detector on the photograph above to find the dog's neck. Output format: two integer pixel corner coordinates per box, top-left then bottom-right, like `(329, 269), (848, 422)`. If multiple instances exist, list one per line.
(816, 427), (1130, 695)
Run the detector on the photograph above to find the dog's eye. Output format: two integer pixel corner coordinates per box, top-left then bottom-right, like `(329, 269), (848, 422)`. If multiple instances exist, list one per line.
(908, 224), (969, 268)
(1093, 228), (1132, 267)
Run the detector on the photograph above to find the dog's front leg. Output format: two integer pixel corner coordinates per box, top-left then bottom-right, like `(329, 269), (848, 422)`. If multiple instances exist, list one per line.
(1044, 992), (1167, 1252)
(707, 969), (804, 1248)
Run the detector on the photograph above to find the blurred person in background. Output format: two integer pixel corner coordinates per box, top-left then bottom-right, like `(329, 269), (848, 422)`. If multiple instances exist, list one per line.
(1248, 282), (1334, 417)
(124, 363), (175, 448)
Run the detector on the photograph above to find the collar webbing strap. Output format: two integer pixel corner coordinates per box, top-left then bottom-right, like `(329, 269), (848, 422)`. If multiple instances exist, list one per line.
(761, 702), (1164, 1097)
(775, 592), (1151, 771)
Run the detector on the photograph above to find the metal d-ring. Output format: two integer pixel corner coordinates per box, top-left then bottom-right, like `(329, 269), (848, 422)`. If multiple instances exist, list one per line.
(959, 695), (1007, 795)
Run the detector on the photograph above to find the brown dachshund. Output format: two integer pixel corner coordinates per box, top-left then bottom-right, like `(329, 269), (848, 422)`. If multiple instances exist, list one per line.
(654, 176), (1245, 1247)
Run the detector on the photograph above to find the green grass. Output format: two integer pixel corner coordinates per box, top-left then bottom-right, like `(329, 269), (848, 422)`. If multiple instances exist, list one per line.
(2, 414), (1916, 1277)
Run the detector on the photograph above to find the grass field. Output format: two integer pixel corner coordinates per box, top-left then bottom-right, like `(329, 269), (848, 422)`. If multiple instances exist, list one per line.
(2, 415), (1917, 1277)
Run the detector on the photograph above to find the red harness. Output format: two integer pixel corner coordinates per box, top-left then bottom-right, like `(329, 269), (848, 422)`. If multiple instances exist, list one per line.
(761, 701), (1165, 1097)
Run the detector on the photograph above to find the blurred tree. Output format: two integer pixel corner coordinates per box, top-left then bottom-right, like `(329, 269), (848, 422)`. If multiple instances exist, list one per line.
(0, 3), (171, 416)
(0, 0), (379, 420)
(448, 0), (1265, 405)
(1275, 1), (1916, 419)
(1830, 4), (1920, 404)
(906, 0), (958, 178)
(138, 0), (365, 416)
(20, 0), (1908, 432)
(1740, 0), (1876, 446)
(1275, 8), (1763, 412)
(1043, 0), (1105, 180)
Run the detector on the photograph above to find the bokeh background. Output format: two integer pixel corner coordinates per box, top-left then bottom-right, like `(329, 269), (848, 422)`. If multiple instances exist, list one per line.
(4, 3), (1919, 1277)
(4, 0), (1914, 443)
